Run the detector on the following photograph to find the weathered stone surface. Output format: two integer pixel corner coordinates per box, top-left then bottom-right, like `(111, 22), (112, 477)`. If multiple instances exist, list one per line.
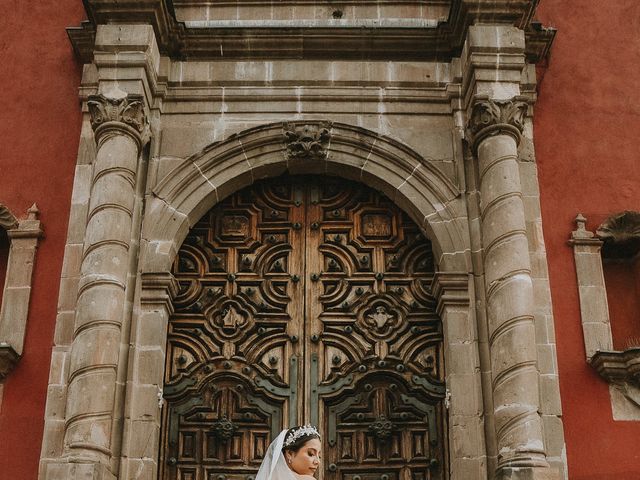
(42, 10), (567, 480)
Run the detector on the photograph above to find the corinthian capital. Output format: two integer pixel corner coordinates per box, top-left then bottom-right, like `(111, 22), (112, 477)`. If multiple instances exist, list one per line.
(88, 93), (148, 145)
(467, 96), (528, 150)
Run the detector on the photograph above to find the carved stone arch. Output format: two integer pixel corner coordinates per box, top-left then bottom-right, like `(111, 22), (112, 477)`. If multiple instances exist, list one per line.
(141, 121), (469, 276)
(127, 122), (482, 480)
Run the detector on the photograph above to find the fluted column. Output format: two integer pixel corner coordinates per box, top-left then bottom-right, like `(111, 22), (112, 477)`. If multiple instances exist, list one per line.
(467, 97), (549, 478)
(62, 92), (148, 468)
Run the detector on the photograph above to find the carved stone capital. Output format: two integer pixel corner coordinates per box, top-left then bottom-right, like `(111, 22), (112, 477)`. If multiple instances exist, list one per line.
(466, 96), (528, 151)
(283, 122), (332, 161)
(88, 93), (148, 147)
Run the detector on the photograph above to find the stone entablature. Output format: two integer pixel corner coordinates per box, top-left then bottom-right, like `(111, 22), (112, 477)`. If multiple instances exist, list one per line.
(67, 0), (555, 62)
(172, 0), (452, 23)
(39, 3), (566, 479)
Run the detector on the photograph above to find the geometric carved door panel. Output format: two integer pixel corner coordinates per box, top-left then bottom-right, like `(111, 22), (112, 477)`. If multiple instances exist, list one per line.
(159, 176), (446, 480)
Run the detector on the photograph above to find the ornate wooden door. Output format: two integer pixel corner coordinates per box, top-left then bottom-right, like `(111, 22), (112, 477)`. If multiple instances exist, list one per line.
(159, 176), (446, 480)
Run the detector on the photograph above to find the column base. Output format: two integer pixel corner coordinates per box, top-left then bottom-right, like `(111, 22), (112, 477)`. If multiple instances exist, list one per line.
(496, 466), (561, 480)
(40, 461), (116, 480)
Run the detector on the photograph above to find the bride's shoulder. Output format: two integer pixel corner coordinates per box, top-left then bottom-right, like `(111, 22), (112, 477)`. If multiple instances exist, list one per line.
(293, 475), (316, 480)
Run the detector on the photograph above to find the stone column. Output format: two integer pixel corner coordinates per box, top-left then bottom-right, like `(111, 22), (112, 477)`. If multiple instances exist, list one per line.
(61, 92), (147, 474)
(467, 97), (549, 478)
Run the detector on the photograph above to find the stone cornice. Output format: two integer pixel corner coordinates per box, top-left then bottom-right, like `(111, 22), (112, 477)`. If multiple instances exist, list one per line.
(67, 0), (555, 62)
(466, 96), (528, 150)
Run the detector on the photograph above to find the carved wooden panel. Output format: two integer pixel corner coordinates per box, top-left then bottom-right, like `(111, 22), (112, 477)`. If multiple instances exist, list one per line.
(160, 176), (445, 480)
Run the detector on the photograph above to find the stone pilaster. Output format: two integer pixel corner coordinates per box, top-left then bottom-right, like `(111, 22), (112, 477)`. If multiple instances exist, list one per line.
(60, 91), (148, 476)
(433, 273), (488, 480)
(568, 214), (612, 359)
(0, 204), (43, 383)
(467, 97), (549, 479)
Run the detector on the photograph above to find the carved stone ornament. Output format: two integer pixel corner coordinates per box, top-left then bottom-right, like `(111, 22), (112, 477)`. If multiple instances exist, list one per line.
(283, 122), (332, 161)
(590, 348), (640, 386)
(596, 211), (640, 258)
(0, 204), (18, 230)
(87, 93), (147, 137)
(466, 96), (528, 150)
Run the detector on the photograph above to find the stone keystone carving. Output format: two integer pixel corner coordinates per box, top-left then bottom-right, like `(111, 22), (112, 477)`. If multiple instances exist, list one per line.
(87, 93), (147, 136)
(466, 96), (528, 149)
(283, 122), (332, 160)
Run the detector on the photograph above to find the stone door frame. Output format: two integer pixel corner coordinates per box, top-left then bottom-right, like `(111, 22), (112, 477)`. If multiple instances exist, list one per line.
(125, 121), (481, 479)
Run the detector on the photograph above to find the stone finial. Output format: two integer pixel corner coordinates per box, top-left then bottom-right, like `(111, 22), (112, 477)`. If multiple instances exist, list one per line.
(87, 93), (148, 142)
(466, 96), (528, 150)
(283, 122), (332, 161)
(27, 203), (39, 220)
(571, 213), (595, 240)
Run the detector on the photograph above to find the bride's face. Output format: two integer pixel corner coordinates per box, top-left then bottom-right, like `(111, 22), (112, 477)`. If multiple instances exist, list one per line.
(286, 438), (322, 476)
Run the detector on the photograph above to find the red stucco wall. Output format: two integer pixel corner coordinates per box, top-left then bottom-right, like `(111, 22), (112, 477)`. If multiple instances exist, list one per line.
(2, 1), (640, 478)
(535, 1), (640, 478)
(0, 2), (84, 478)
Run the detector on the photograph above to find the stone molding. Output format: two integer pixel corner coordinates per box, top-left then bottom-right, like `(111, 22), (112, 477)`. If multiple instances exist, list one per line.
(467, 96), (529, 152)
(432, 272), (470, 316)
(0, 204), (44, 381)
(140, 272), (179, 310)
(66, 0), (555, 62)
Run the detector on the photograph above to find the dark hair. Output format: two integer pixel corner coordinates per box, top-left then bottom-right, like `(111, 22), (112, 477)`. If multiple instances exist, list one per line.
(281, 426), (321, 453)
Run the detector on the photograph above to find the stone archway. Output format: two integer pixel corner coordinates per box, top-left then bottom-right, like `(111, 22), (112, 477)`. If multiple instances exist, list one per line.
(122, 121), (482, 479)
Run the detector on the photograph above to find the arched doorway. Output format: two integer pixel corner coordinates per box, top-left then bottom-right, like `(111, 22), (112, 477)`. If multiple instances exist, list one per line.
(159, 175), (447, 480)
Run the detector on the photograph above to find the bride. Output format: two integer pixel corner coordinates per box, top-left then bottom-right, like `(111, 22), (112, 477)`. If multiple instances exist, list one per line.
(255, 425), (322, 480)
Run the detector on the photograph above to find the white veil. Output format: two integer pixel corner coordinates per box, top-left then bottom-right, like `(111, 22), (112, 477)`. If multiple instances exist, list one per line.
(254, 430), (297, 480)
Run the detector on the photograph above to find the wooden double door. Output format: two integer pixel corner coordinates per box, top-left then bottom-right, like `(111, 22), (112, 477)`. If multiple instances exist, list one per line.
(160, 176), (446, 480)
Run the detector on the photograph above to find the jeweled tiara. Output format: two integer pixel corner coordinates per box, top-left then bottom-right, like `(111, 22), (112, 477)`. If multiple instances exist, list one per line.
(284, 425), (320, 446)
